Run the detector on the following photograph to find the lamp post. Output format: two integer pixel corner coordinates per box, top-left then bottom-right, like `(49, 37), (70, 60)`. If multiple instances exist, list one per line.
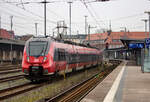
(0, 16), (1, 37)
(141, 19), (148, 38)
(85, 15), (88, 36)
(145, 11), (150, 38)
(68, 1), (72, 41)
(35, 23), (38, 36)
(10, 16), (13, 64)
(44, 0), (47, 37)
(88, 25), (96, 42)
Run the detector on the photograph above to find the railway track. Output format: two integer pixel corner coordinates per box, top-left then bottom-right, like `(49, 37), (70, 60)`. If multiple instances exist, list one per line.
(0, 64), (22, 75)
(0, 74), (24, 83)
(44, 61), (121, 102)
(0, 73), (67, 101)
(0, 61), (120, 102)
(0, 69), (22, 74)
(0, 82), (46, 101)
(0, 64), (21, 68)
(0, 67), (21, 71)
(0, 67), (98, 101)
(41, 70), (111, 102)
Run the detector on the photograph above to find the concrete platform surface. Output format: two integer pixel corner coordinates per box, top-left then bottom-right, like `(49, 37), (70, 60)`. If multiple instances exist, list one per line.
(81, 60), (150, 102)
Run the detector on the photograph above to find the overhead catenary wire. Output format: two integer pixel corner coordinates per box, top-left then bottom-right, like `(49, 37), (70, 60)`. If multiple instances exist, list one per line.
(0, 14), (47, 32)
(1, 20), (36, 28)
(112, 24), (144, 31)
(0, 0), (59, 35)
(111, 13), (145, 21)
(88, 3), (106, 26)
(80, 0), (102, 30)
(1, 0), (56, 24)
(0, 0), (146, 35)
(0, 4), (56, 26)
(1, 0), (109, 31)
(2, 22), (32, 34)
(46, 7), (65, 20)
(0, 10), (54, 25)
(69, 12), (146, 25)
(0, 6), (40, 24)
(2, 21), (35, 31)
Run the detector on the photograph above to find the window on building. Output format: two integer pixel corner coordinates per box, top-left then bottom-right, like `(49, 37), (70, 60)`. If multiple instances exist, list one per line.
(112, 39), (120, 42)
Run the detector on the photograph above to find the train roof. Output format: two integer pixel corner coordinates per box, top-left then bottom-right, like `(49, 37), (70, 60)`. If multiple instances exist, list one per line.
(27, 36), (99, 50)
(50, 37), (99, 50)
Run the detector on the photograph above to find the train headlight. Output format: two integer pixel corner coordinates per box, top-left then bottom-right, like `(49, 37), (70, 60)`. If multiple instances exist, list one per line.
(43, 56), (47, 62)
(27, 57), (30, 62)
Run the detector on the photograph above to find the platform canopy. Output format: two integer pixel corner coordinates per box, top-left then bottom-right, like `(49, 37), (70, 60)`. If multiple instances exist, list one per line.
(0, 38), (25, 45)
(120, 38), (144, 49)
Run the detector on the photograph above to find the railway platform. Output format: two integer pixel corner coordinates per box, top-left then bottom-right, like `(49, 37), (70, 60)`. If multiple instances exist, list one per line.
(81, 60), (150, 102)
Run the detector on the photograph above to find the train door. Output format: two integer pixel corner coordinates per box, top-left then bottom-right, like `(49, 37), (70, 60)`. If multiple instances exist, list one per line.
(53, 48), (59, 72)
(65, 50), (69, 64)
(65, 50), (70, 73)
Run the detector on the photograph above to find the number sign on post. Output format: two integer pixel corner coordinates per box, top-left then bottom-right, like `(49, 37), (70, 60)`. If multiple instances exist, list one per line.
(145, 38), (150, 48)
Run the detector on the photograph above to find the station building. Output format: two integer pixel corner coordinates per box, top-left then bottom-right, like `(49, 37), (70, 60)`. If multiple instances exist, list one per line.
(85, 31), (146, 49)
(0, 29), (25, 64)
(0, 38), (25, 63)
(85, 31), (150, 72)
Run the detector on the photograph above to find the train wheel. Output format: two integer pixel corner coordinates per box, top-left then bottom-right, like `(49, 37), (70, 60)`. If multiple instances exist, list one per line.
(84, 65), (86, 70)
(30, 79), (39, 83)
(72, 68), (76, 72)
(30, 79), (34, 82)
(30, 79), (37, 83)
(54, 70), (59, 77)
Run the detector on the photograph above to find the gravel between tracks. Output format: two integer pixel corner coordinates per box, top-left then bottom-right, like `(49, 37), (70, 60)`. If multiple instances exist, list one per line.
(3, 67), (102, 102)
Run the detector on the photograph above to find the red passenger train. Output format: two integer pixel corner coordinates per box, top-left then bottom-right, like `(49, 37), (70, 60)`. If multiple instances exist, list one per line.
(22, 37), (102, 81)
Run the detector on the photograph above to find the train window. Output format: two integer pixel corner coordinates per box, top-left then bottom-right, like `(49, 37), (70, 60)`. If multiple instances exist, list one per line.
(59, 51), (65, 61)
(29, 41), (48, 57)
(54, 49), (58, 61)
(54, 48), (66, 61)
(58, 51), (61, 60)
(67, 53), (78, 64)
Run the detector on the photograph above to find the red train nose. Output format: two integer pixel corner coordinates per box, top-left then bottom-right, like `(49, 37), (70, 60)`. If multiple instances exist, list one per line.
(28, 56), (44, 64)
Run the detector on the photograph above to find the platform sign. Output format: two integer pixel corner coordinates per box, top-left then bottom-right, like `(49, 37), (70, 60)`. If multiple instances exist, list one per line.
(145, 38), (150, 48)
(129, 43), (144, 49)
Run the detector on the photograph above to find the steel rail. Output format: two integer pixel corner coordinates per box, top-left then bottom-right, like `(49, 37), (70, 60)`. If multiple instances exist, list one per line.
(44, 71), (109, 102)
(0, 74), (24, 83)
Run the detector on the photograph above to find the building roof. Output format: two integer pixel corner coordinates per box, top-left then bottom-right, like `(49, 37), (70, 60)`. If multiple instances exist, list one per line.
(0, 29), (14, 39)
(85, 33), (108, 40)
(87, 32), (147, 40)
(108, 32), (147, 40)
(107, 32), (147, 45)
(105, 32), (128, 44)
(109, 32), (126, 39)
(86, 31), (147, 48)
(127, 32), (147, 39)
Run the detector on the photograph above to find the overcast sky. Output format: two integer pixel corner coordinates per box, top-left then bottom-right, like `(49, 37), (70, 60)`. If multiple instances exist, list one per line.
(0, 0), (150, 36)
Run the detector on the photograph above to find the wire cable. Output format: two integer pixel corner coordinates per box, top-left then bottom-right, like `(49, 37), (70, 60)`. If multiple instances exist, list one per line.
(1, 0), (56, 24)
(80, 0), (102, 29)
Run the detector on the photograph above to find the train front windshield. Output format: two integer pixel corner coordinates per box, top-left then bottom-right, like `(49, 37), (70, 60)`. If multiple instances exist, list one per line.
(29, 41), (48, 57)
